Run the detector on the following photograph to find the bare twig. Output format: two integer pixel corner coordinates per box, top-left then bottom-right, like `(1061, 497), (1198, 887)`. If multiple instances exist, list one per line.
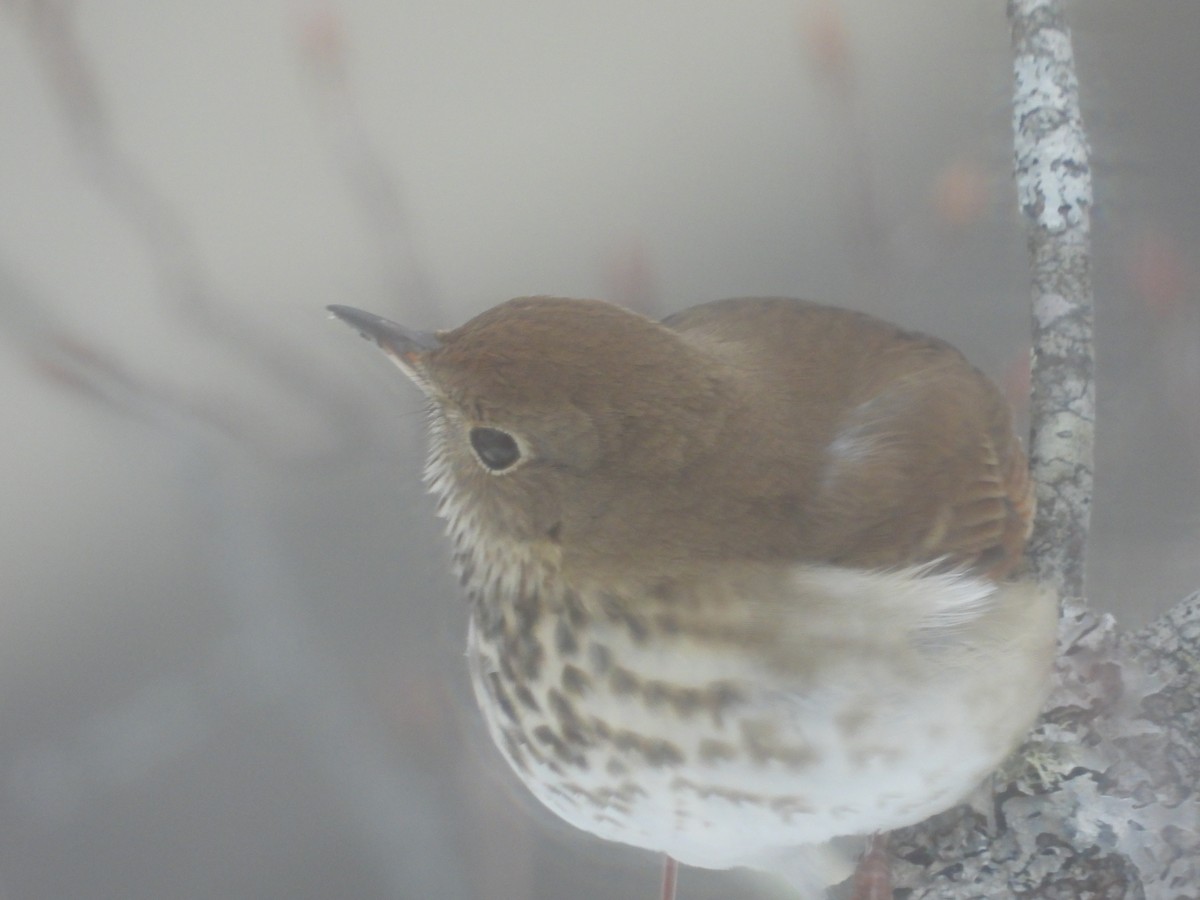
(1010, 0), (1096, 601)
(802, 2), (887, 282)
(16, 0), (368, 455)
(0, 258), (243, 436)
(3, 6), (461, 895)
(298, 6), (441, 323)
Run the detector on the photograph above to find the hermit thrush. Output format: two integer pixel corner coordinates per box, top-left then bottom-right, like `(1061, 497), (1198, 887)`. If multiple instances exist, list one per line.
(329, 296), (1057, 894)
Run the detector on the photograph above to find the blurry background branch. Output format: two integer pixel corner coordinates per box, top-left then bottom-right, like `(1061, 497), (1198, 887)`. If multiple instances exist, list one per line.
(298, 6), (442, 324)
(17, 0), (376, 456)
(3, 1), (470, 896)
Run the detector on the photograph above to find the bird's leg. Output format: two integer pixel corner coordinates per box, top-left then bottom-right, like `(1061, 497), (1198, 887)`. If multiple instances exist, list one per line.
(660, 854), (678, 900)
(850, 833), (891, 900)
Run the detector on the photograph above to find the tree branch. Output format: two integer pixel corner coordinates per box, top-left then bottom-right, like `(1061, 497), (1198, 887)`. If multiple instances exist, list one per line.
(886, 4), (1199, 897)
(1009, 0), (1096, 602)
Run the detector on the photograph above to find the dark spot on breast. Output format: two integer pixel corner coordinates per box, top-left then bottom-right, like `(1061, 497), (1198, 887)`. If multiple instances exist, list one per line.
(600, 592), (649, 644)
(514, 684), (540, 712)
(706, 680), (747, 726)
(617, 780), (649, 801)
(547, 688), (572, 720)
(697, 739), (737, 764)
(555, 618), (578, 656)
(499, 651), (518, 683)
(513, 632), (544, 681)
(488, 673), (520, 724)
(625, 613), (649, 643)
(644, 740), (685, 767)
(563, 588), (588, 628)
(512, 590), (542, 633)
(612, 729), (685, 768)
(741, 720), (821, 769)
(610, 666), (640, 696)
(670, 776), (765, 806)
(547, 688), (590, 746)
(643, 680), (668, 708)
(533, 724), (588, 769)
(613, 730), (638, 753)
(589, 642), (612, 675)
(561, 664), (592, 696)
(670, 687), (703, 719)
(534, 725), (567, 756)
(478, 602), (504, 639)
(546, 521), (562, 542)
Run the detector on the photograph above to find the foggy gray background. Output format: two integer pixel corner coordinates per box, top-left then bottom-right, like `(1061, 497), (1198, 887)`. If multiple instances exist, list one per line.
(1, 2), (1197, 898)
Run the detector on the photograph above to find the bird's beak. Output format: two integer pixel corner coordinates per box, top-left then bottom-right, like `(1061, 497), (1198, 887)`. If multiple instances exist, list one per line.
(327, 305), (442, 385)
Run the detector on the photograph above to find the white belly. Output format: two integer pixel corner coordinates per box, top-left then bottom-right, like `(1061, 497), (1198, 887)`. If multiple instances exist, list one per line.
(465, 571), (1054, 872)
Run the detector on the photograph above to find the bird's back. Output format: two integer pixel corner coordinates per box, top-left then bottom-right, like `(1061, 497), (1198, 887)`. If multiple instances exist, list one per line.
(663, 298), (1033, 578)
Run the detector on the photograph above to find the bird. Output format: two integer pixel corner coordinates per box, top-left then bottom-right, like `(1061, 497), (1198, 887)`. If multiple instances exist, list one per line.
(328, 296), (1057, 896)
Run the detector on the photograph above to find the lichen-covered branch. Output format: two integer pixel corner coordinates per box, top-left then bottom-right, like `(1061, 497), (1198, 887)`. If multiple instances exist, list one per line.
(1009, 0), (1095, 601)
(891, 594), (1200, 898)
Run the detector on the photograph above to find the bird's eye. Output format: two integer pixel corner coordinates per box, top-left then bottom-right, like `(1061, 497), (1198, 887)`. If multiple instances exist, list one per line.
(469, 427), (521, 472)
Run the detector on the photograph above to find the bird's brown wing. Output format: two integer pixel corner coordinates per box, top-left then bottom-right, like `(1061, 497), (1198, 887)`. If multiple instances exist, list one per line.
(663, 297), (1033, 578)
(917, 422), (1034, 579)
(802, 363), (1034, 580)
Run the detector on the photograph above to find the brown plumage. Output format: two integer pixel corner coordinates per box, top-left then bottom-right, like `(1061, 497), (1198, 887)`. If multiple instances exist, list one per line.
(329, 296), (1055, 897)
(417, 296), (1032, 578)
